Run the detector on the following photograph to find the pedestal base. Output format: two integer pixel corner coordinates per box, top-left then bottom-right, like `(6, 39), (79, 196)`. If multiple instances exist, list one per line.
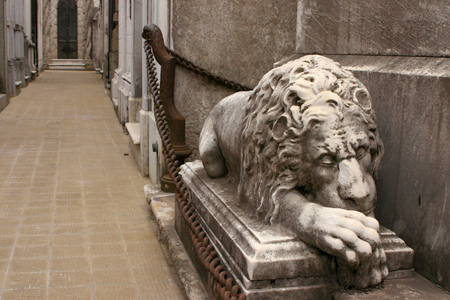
(178, 161), (414, 299)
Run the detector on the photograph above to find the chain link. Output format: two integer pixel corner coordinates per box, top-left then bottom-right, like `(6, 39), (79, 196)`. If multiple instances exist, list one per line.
(166, 48), (252, 92)
(144, 41), (246, 300)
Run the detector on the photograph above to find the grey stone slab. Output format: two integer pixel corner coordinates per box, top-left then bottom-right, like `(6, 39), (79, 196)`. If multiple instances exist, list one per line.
(0, 93), (8, 112)
(296, 0), (450, 57)
(334, 273), (450, 300)
(334, 55), (450, 292)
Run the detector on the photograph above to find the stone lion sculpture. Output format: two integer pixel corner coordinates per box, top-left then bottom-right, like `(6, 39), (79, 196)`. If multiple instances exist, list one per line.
(199, 55), (388, 288)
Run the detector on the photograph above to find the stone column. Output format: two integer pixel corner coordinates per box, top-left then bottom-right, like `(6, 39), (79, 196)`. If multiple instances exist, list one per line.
(23, 0), (32, 82)
(37, 0), (43, 72)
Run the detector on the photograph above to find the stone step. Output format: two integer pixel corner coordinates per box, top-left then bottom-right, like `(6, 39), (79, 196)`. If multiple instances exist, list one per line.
(48, 59), (88, 70)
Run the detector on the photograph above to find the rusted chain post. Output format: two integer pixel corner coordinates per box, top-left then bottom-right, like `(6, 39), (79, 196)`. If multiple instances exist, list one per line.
(142, 24), (192, 192)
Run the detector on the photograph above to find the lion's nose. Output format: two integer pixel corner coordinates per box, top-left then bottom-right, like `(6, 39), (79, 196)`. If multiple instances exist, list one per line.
(337, 158), (370, 205)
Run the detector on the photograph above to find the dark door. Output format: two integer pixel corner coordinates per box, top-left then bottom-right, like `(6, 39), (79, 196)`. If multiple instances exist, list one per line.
(31, 0), (38, 67)
(57, 0), (77, 59)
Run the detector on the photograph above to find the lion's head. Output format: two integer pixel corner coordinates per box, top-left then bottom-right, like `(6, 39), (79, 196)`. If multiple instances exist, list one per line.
(240, 55), (384, 223)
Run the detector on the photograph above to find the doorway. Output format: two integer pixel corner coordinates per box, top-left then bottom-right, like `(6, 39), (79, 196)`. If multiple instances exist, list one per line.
(57, 0), (77, 59)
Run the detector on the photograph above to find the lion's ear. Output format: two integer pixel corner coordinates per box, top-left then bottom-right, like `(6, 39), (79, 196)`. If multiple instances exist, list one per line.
(273, 115), (288, 141)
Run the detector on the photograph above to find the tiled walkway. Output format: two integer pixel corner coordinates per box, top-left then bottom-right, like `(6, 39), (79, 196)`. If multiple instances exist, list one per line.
(0, 71), (185, 299)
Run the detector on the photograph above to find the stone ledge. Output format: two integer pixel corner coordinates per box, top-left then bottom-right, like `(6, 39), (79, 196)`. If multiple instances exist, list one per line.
(277, 54), (450, 78)
(0, 94), (9, 112)
(111, 97), (119, 108)
(334, 273), (450, 300)
(148, 193), (209, 300)
(125, 122), (140, 144)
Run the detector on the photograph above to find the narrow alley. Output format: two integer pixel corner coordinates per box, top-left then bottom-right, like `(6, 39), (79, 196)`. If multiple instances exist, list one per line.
(0, 71), (185, 299)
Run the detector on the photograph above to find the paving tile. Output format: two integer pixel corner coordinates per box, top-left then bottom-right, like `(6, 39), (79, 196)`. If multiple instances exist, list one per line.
(4, 272), (48, 290)
(91, 256), (129, 270)
(0, 225), (19, 235)
(49, 270), (91, 287)
(92, 268), (134, 285)
(2, 288), (47, 300)
(89, 243), (127, 257)
(22, 216), (53, 226)
(50, 256), (90, 271)
(53, 223), (87, 235)
(0, 259), (9, 274)
(94, 284), (139, 300)
(19, 224), (52, 235)
(138, 281), (185, 300)
(52, 234), (87, 246)
(0, 236), (16, 247)
(16, 235), (51, 247)
(13, 246), (51, 260)
(88, 232), (123, 244)
(9, 258), (48, 273)
(87, 223), (121, 233)
(52, 245), (88, 258)
(48, 286), (93, 300)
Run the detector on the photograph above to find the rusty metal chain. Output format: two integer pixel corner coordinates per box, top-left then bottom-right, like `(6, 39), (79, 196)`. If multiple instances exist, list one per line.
(166, 47), (252, 92)
(144, 41), (246, 300)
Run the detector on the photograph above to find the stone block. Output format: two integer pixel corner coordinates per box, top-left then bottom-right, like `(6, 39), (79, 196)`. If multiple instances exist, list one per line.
(125, 122), (140, 145)
(139, 110), (150, 177)
(178, 161), (414, 299)
(148, 112), (161, 186)
(330, 55), (450, 291)
(296, 0), (450, 57)
(128, 97), (142, 123)
(0, 94), (8, 112)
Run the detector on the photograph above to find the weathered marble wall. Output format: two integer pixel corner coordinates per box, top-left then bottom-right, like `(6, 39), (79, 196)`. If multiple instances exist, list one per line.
(345, 57), (450, 293)
(172, 0), (298, 159)
(43, 0), (94, 61)
(296, 0), (450, 57)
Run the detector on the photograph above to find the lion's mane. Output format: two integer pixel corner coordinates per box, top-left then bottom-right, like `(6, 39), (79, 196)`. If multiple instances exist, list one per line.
(239, 55), (384, 223)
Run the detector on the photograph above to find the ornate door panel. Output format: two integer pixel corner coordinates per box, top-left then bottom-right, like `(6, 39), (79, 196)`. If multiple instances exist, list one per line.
(57, 0), (77, 59)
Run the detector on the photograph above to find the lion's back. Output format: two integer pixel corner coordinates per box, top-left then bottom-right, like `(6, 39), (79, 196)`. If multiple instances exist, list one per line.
(200, 91), (252, 179)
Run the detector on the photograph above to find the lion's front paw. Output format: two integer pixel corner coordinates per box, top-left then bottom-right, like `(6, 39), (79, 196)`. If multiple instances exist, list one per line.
(298, 204), (381, 268)
(337, 246), (389, 288)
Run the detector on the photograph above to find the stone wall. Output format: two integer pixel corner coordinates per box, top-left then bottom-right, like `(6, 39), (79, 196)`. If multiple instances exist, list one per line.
(6, 0), (25, 96)
(294, 0), (450, 292)
(0, 0), (9, 111)
(42, 0), (94, 62)
(296, 0), (450, 56)
(172, 0), (298, 159)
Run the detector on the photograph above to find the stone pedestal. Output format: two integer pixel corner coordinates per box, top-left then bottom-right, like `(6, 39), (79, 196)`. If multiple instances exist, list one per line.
(178, 161), (414, 300)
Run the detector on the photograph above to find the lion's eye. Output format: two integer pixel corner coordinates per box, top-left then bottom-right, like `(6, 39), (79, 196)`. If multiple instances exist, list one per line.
(355, 147), (367, 160)
(318, 155), (335, 166)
